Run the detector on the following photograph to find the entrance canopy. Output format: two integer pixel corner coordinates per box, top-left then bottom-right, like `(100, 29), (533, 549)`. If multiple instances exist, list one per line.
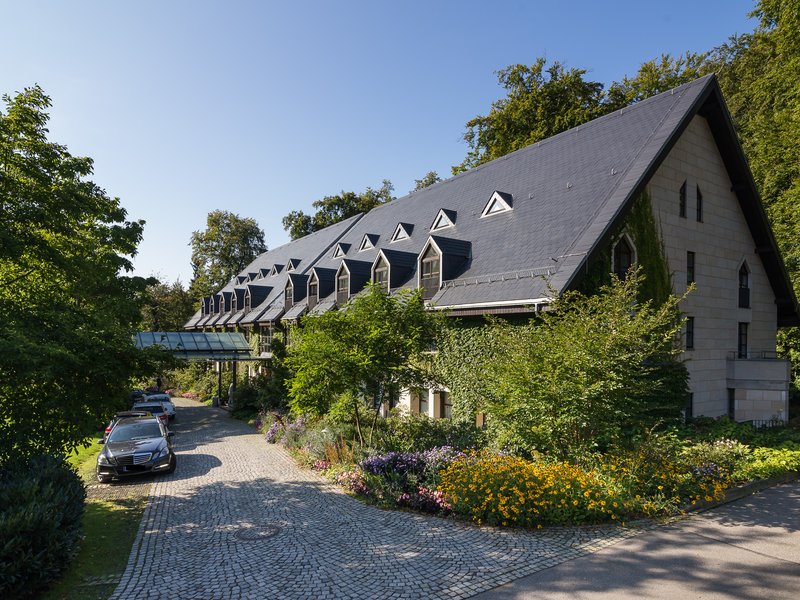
(134, 332), (256, 361)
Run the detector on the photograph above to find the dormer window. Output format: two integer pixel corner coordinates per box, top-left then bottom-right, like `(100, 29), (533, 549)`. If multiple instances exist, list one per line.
(308, 274), (319, 309)
(244, 292), (251, 313)
(337, 271), (349, 305)
(332, 244), (348, 259)
(270, 264), (284, 277)
(391, 222), (413, 242)
(420, 246), (441, 300)
(481, 191), (513, 218)
(284, 284), (293, 309)
(373, 256), (389, 292)
(287, 259), (300, 272)
(359, 234), (378, 252)
(739, 262), (750, 308)
(613, 235), (635, 280)
(230, 296), (237, 313)
(431, 209), (456, 231)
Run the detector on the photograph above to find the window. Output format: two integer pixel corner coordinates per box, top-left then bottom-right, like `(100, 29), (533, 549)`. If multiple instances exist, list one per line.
(391, 222), (412, 242)
(284, 285), (293, 309)
(696, 185), (703, 222)
(244, 293), (251, 313)
(337, 272), (349, 305)
(421, 246), (441, 300)
(373, 256), (389, 292)
(738, 322), (748, 358)
(431, 209), (455, 231)
(686, 251), (695, 285)
(728, 388), (736, 419)
(259, 326), (273, 354)
(308, 278), (318, 310)
(419, 391), (429, 416)
(685, 316), (694, 350)
(679, 181), (687, 218)
(436, 391), (452, 419)
(613, 236), (634, 280)
(481, 191), (513, 217)
(230, 296), (237, 313)
(739, 263), (750, 308)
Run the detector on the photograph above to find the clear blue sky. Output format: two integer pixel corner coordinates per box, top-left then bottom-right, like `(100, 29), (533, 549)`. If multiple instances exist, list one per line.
(1, 0), (756, 285)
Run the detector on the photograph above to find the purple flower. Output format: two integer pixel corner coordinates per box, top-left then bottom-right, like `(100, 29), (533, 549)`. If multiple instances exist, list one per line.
(265, 422), (282, 444)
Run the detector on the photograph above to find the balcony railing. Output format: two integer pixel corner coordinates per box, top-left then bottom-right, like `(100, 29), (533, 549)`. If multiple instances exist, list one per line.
(727, 350), (779, 360)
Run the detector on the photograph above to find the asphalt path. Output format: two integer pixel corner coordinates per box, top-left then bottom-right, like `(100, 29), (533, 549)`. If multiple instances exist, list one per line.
(472, 481), (800, 599)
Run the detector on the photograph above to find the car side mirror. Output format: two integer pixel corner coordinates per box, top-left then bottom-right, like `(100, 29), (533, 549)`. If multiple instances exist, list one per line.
(97, 439), (105, 444)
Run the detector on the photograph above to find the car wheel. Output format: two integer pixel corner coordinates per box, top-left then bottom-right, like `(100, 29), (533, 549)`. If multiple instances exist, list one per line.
(97, 473), (113, 484)
(165, 455), (176, 474)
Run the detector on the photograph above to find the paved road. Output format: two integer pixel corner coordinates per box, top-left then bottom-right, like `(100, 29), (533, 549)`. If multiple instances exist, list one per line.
(471, 481), (800, 599)
(110, 399), (650, 599)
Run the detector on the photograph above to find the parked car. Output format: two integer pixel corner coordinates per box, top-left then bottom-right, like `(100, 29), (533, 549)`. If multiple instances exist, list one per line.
(144, 393), (176, 421)
(131, 401), (170, 425)
(96, 416), (175, 483)
(102, 410), (152, 443)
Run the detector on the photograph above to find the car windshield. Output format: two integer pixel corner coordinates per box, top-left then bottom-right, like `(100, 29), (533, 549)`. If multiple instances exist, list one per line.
(108, 422), (162, 442)
(135, 405), (163, 413)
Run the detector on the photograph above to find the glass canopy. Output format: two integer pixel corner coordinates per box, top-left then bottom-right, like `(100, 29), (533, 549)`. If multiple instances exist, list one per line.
(134, 332), (256, 361)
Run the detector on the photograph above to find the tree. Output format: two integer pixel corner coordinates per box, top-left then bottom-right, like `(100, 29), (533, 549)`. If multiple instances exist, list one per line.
(413, 171), (441, 191)
(454, 54), (711, 174)
(282, 180), (395, 240)
(140, 278), (195, 331)
(189, 210), (267, 300)
(0, 86), (155, 463)
(286, 285), (439, 444)
(474, 271), (688, 458)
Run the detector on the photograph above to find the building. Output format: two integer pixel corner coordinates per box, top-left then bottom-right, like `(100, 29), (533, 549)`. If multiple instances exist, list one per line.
(185, 74), (798, 423)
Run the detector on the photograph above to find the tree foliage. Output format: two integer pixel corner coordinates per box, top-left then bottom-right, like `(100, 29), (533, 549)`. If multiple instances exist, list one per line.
(454, 54), (711, 174)
(413, 171), (441, 191)
(286, 285), (439, 442)
(189, 210), (266, 300)
(139, 278), (195, 331)
(282, 180), (394, 240)
(0, 86), (154, 464)
(471, 271), (688, 458)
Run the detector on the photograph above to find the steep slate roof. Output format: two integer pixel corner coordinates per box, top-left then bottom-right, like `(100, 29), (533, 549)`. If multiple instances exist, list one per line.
(189, 75), (798, 327)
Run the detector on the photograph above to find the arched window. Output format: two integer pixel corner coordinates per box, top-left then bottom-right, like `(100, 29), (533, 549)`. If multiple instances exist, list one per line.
(613, 236), (634, 280)
(420, 246), (441, 300)
(739, 262), (750, 308)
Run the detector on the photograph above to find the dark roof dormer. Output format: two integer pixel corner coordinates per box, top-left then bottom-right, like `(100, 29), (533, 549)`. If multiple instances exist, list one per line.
(481, 191), (513, 217)
(286, 273), (308, 303)
(270, 264), (284, 277)
(287, 259), (301, 272)
(372, 248), (417, 289)
(431, 208), (456, 232)
(245, 283), (272, 308)
(308, 267), (336, 301)
(332, 243), (350, 259)
(336, 259), (372, 304)
(232, 287), (246, 310)
(359, 234), (379, 252)
(236, 275), (248, 284)
(419, 235), (472, 281)
(391, 222), (414, 242)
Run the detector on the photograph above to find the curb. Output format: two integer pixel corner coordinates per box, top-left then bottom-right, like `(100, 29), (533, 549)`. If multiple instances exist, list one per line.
(685, 470), (800, 513)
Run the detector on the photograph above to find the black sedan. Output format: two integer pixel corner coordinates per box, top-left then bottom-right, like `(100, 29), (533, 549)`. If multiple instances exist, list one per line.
(96, 417), (176, 483)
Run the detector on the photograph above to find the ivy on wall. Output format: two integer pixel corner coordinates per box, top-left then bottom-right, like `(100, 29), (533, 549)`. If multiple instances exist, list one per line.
(579, 190), (672, 305)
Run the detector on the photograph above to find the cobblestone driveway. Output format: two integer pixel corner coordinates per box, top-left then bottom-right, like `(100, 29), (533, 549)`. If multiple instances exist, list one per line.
(111, 399), (649, 599)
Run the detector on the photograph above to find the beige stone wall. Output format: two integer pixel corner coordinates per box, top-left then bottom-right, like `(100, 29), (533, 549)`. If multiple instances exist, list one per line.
(647, 115), (785, 420)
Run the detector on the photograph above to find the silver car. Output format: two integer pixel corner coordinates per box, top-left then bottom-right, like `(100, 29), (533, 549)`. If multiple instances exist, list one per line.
(142, 393), (176, 421)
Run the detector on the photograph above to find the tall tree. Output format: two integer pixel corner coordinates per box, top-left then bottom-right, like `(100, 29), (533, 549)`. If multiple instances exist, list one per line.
(140, 278), (195, 331)
(413, 171), (441, 191)
(189, 210), (267, 300)
(0, 86), (154, 462)
(282, 180), (394, 240)
(454, 54), (711, 174)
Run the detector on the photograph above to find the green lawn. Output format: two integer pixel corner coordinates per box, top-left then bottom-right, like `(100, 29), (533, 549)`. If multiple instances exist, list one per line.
(42, 442), (146, 600)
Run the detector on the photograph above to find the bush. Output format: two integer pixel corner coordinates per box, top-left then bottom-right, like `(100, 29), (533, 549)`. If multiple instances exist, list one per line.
(680, 438), (751, 477)
(375, 413), (486, 453)
(734, 445), (800, 481)
(0, 455), (86, 599)
(681, 416), (800, 447)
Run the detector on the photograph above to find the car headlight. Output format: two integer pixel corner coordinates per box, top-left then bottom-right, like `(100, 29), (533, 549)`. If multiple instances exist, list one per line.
(156, 445), (169, 459)
(98, 453), (111, 465)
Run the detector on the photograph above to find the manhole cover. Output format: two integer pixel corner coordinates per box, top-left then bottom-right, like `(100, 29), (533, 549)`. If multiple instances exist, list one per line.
(233, 524), (281, 541)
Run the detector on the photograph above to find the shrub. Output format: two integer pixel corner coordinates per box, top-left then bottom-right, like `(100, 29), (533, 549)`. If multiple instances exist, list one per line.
(734, 445), (800, 481)
(375, 413), (486, 453)
(0, 455), (86, 599)
(680, 438), (751, 477)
